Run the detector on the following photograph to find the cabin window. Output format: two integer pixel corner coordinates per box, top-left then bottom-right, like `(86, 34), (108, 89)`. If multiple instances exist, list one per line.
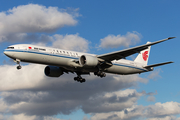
(7, 47), (14, 49)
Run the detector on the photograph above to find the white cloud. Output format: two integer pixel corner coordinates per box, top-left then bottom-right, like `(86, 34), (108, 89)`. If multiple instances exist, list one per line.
(147, 96), (156, 102)
(6, 113), (64, 120)
(52, 34), (89, 52)
(0, 64), (45, 91)
(89, 105), (144, 120)
(0, 4), (79, 42)
(146, 102), (180, 118)
(7, 114), (36, 120)
(0, 99), (8, 113)
(148, 68), (162, 80)
(89, 101), (180, 120)
(99, 31), (141, 49)
(43, 116), (64, 120)
(0, 63), (148, 117)
(0, 114), (5, 120)
(82, 89), (144, 113)
(147, 116), (178, 120)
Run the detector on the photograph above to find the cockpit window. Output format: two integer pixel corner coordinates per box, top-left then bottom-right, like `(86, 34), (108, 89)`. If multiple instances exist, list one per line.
(7, 47), (14, 49)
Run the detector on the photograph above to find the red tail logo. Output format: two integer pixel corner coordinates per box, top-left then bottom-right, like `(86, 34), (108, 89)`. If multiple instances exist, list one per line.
(142, 51), (148, 61)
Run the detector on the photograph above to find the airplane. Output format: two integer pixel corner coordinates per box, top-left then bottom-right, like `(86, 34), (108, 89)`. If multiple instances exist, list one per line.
(4, 37), (175, 83)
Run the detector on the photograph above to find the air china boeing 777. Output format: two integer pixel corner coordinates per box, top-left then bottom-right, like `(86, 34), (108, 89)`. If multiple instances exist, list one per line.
(4, 37), (175, 83)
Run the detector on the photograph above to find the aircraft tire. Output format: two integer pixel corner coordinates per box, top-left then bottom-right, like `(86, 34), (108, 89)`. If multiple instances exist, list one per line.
(82, 79), (86, 83)
(74, 77), (77, 81)
(94, 72), (97, 75)
(17, 66), (22, 70)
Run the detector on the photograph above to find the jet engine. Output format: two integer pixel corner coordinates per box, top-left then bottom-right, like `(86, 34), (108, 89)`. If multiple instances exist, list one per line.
(44, 66), (63, 77)
(79, 55), (99, 67)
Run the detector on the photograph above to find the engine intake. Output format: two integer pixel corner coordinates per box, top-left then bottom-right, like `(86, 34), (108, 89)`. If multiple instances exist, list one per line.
(79, 55), (99, 67)
(44, 66), (63, 77)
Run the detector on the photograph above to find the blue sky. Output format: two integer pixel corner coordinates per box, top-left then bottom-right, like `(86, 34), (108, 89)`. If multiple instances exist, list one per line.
(0, 0), (180, 120)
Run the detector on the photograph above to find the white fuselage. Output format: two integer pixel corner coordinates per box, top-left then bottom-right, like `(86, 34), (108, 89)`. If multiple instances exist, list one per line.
(4, 44), (148, 75)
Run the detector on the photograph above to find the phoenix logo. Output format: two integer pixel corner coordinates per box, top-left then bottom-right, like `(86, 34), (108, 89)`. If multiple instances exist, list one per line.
(142, 51), (148, 61)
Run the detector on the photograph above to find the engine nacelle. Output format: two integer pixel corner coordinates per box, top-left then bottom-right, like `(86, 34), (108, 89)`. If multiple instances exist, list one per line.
(79, 55), (99, 67)
(44, 66), (63, 77)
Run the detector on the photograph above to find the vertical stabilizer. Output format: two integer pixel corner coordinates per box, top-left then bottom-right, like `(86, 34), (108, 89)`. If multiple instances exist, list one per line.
(134, 42), (151, 65)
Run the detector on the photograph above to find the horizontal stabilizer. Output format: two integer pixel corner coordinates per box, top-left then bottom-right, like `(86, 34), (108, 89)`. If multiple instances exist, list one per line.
(144, 61), (173, 68)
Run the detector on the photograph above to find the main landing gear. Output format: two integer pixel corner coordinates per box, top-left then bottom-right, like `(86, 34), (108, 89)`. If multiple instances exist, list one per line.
(94, 65), (106, 78)
(94, 71), (106, 78)
(74, 75), (86, 83)
(74, 72), (86, 83)
(14, 59), (22, 70)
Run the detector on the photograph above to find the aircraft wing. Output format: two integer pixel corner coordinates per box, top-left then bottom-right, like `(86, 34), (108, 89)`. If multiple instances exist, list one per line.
(97, 37), (175, 62)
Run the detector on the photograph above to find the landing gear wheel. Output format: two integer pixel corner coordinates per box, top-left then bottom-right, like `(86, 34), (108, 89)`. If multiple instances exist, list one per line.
(82, 79), (86, 83)
(94, 71), (106, 78)
(74, 77), (78, 81)
(94, 72), (97, 75)
(74, 74), (86, 83)
(80, 79), (85, 83)
(77, 78), (81, 82)
(17, 65), (22, 70)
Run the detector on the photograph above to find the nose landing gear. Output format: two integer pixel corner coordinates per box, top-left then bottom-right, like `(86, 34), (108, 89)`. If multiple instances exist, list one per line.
(14, 59), (22, 70)
(17, 65), (22, 70)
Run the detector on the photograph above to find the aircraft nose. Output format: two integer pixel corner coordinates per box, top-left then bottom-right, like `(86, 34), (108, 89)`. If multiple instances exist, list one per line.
(4, 51), (8, 56)
(4, 51), (13, 57)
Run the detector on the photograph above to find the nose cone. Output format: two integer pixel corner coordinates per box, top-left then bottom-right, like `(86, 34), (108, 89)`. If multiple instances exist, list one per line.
(4, 51), (8, 56)
(4, 51), (14, 58)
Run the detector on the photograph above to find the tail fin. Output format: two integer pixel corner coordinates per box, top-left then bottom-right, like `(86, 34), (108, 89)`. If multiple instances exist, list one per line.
(134, 42), (151, 65)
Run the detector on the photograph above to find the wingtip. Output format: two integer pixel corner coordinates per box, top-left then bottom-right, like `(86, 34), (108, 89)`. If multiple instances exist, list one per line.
(168, 37), (176, 39)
